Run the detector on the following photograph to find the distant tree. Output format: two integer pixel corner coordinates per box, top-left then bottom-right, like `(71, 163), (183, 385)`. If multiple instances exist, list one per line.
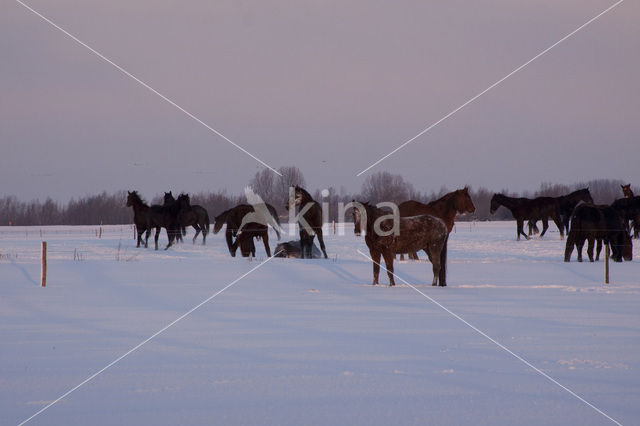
(360, 171), (414, 204)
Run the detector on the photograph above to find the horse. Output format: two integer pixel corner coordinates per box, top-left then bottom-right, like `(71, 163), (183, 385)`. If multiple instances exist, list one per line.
(490, 194), (562, 240)
(213, 203), (280, 257)
(286, 186), (328, 259)
(621, 184), (634, 198)
(126, 191), (152, 248)
(163, 191), (184, 242)
(397, 187), (475, 260)
(564, 203), (632, 263)
(147, 197), (181, 250)
(176, 193), (210, 245)
(353, 202), (448, 286)
(611, 196), (640, 239)
(527, 189), (593, 237)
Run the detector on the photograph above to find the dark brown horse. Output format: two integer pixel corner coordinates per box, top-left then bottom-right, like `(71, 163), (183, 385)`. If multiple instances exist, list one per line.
(530, 188), (593, 236)
(398, 188), (476, 260)
(286, 186), (328, 259)
(621, 184), (634, 198)
(564, 203), (632, 262)
(176, 193), (210, 245)
(213, 203), (280, 257)
(354, 202), (448, 286)
(126, 191), (152, 248)
(611, 196), (640, 239)
(490, 194), (562, 240)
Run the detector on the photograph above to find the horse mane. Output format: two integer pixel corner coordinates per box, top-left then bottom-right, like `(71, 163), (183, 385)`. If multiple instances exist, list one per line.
(128, 190), (148, 207)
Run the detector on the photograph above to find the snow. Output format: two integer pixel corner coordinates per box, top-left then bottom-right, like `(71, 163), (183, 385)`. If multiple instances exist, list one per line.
(1, 222), (638, 425)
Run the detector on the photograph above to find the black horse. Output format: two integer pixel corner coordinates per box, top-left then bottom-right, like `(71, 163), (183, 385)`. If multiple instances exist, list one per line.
(611, 196), (640, 239)
(163, 191), (184, 243)
(126, 190), (152, 248)
(529, 188), (593, 236)
(564, 203), (632, 262)
(353, 202), (448, 286)
(286, 186), (328, 259)
(213, 203), (280, 257)
(490, 194), (563, 240)
(176, 194), (210, 245)
(148, 197), (181, 250)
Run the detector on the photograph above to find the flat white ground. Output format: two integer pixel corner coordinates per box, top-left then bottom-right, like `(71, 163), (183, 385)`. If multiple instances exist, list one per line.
(1, 222), (638, 425)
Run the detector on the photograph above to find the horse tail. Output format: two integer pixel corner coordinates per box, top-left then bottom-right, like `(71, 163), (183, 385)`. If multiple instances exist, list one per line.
(439, 233), (448, 286)
(564, 212), (580, 262)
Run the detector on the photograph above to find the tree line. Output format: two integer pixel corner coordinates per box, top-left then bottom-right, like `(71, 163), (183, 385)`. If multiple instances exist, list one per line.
(0, 170), (635, 226)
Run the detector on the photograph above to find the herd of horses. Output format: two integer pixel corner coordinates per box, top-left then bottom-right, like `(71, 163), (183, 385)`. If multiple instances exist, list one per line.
(127, 184), (638, 287)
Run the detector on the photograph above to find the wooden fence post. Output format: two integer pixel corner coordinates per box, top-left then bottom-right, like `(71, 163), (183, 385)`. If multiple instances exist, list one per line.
(41, 241), (47, 287)
(605, 242), (610, 284)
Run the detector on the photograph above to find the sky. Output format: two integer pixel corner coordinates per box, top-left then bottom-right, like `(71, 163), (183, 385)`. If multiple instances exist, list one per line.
(1, 0), (638, 202)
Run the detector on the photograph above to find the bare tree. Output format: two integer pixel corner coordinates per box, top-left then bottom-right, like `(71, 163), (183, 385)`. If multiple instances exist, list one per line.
(360, 171), (414, 204)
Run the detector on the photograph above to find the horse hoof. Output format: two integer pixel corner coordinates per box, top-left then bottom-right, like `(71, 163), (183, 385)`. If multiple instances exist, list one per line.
(439, 283), (447, 287)
(389, 283), (395, 287)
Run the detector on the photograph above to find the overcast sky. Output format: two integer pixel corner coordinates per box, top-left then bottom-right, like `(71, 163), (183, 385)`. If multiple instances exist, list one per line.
(1, 0), (638, 202)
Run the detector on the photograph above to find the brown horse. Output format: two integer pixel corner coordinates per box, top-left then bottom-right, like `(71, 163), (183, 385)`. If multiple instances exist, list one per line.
(621, 184), (634, 198)
(397, 188), (476, 261)
(126, 191), (152, 248)
(354, 202), (448, 286)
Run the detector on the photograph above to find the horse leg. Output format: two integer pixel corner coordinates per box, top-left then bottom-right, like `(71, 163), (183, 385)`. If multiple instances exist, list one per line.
(564, 232), (575, 262)
(262, 232), (271, 257)
(399, 253), (405, 261)
(595, 239), (602, 261)
(164, 227), (174, 250)
(201, 221), (207, 245)
(438, 234), (448, 286)
(316, 229), (328, 259)
(192, 225), (200, 244)
(144, 228), (150, 248)
(381, 251), (395, 286)
(517, 219), (529, 240)
(587, 238), (595, 262)
(576, 237), (585, 262)
(154, 227), (161, 250)
(371, 249), (381, 285)
(539, 219), (549, 237)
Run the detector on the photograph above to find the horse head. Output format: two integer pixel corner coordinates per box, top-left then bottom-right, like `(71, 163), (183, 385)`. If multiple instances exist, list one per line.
(458, 187), (476, 215)
(177, 193), (190, 208)
(126, 190), (142, 207)
(163, 191), (175, 205)
(213, 209), (230, 234)
(622, 184), (634, 198)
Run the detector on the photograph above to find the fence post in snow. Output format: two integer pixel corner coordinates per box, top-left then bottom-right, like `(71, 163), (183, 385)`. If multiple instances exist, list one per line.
(605, 242), (610, 284)
(40, 241), (47, 287)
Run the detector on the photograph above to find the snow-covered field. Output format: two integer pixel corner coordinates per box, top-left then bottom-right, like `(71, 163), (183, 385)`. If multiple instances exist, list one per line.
(1, 222), (638, 425)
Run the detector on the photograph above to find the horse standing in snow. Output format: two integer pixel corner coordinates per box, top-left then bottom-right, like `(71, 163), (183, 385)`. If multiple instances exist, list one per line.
(398, 187), (475, 261)
(353, 202), (448, 286)
(564, 203), (632, 262)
